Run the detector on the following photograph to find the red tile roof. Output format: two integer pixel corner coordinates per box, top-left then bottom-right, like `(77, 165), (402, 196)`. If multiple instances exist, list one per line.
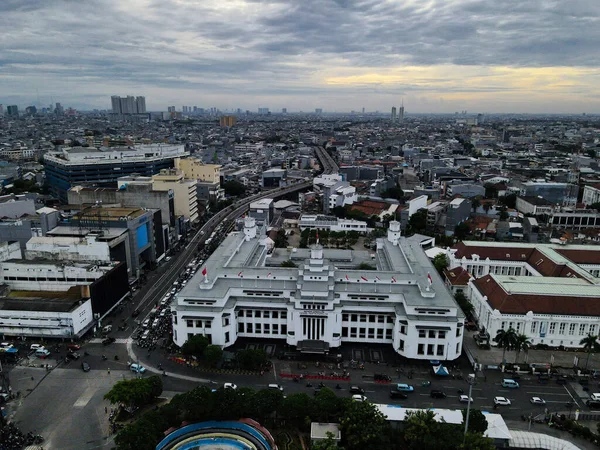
(555, 248), (600, 265)
(443, 266), (471, 286)
(473, 275), (600, 316)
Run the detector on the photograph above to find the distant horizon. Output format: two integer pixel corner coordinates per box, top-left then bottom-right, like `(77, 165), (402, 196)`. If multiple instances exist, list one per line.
(2, 1), (600, 114)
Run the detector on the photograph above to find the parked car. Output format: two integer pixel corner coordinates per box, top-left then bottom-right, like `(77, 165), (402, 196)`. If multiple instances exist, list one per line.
(81, 362), (91, 372)
(494, 396), (511, 406)
(396, 383), (414, 392)
(130, 363), (146, 373)
(349, 386), (365, 395)
(430, 390), (447, 399)
(390, 390), (408, 399)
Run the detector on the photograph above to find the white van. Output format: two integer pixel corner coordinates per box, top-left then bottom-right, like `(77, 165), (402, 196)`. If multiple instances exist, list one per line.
(30, 343), (44, 351)
(35, 348), (51, 358)
(501, 379), (520, 388)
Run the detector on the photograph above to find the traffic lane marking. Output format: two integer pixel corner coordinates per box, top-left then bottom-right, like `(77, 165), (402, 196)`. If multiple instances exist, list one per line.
(526, 392), (571, 396)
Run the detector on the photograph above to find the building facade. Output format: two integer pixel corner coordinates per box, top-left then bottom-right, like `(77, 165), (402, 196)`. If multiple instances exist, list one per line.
(44, 144), (187, 202)
(152, 169), (199, 224)
(172, 220), (464, 360)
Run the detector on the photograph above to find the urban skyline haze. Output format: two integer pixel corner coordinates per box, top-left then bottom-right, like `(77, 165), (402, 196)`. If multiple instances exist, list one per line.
(1, 0), (599, 113)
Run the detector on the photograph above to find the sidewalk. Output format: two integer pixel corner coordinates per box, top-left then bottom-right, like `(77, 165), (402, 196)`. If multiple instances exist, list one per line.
(506, 419), (599, 450)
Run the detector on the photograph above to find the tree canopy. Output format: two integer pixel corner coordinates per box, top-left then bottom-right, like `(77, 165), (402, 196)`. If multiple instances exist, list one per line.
(181, 334), (209, 359)
(432, 253), (449, 275)
(104, 376), (163, 411)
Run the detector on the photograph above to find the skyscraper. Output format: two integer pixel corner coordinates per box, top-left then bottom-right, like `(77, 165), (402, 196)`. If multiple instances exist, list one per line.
(0, 104), (4, 116)
(391, 106), (397, 122)
(315, 108), (323, 115)
(282, 108), (287, 114)
(6, 105), (19, 117)
(110, 95), (146, 114)
(398, 100), (405, 123)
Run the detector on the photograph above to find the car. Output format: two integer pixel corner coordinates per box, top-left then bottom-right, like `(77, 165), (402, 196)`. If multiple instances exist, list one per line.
(67, 344), (81, 351)
(102, 337), (116, 346)
(130, 363), (146, 373)
(374, 373), (392, 382)
(430, 390), (447, 399)
(590, 393), (600, 401)
(30, 344), (43, 351)
(352, 394), (367, 402)
(530, 397), (546, 405)
(349, 386), (365, 395)
(0, 393), (9, 403)
(81, 362), (91, 372)
(268, 384), (284, 391)
(586, 400), (600, 409)
(131, 309), (141, 317)
(396, 383), (414, 392)
(166, 256), (172, 262)
(390, 390), (408, 399)
(494, 396), (511, 406)
(459, 395), (473, 403)
(224, 383), (237, 390)
(66, 351), (81, 360)
(556, 377), (568, 385)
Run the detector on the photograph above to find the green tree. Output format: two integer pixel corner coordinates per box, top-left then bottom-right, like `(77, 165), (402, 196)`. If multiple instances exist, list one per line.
(356, 262), (376, 271)
(408, 209), (428, 233)
(513, 334), (532, 364)
(280, 393), (316, 425)
(115, 417), (165, 450)
(462, 409), (488, 434)
(499, 193), (517, 209)
(498, 206), (509, 221)
(181, 334), (209, 359)
(339, 400), (389, 450)
(454, 222), (471, 240)
(403, 410), (442, 450)
(381, 186), (404, 201)
(222, 180), (246, 197)
(484, 183), (498, 199)
(471, 197), (481, 214)
(236, 349), (267, 371)
(459, 432), (496, 450)
(280, 260), (297, 268)
(203, 345), (223, 367)
(253, 388), (284, 420)
(494, 327), (517, 364)
(312, 431), (344, 450)
(589, 202), (600, 211)
(432, 253), (449, 275)
(274, 229), (288, 248)
(580, 334), (600, 370)
(104, 376), (163, 411)
(314, 388), (343, 422)
(455, 291), (474, 318)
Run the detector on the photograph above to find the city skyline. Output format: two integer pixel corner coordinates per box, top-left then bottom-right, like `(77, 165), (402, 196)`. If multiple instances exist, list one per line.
(1, 1), (600, 113)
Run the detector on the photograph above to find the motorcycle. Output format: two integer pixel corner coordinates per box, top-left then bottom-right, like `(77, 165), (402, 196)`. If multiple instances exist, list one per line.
(102, 355), (107, 361)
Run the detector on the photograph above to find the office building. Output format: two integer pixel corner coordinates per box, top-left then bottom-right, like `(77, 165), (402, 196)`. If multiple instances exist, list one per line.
(219, 115), (237, 127)
(249, 199), (274, 225)
(174, 157), (223, 203)
(391, 106), (397, 122)
(261, 168), (287, 188)
(6, 105), (18, 117)
(282, 108), (287, 114)
(299, 215), (369, 233)
(582, 184), (600, 207)
(111, 95), (146, 114)
(151, 169), (199, 224)
(446, 241), (600, 349)
(172, 219), (464, 360)
(398, 100), (405, 123)
(0, 104), (4, 116)
(258, 108), (269, 114)
(315, 108), (323, 115)
(44, 143), (187, 202)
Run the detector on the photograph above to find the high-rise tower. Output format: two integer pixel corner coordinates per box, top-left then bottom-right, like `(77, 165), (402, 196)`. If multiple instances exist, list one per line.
(391, 106), (397, 122)
(398, 99), (405, 123)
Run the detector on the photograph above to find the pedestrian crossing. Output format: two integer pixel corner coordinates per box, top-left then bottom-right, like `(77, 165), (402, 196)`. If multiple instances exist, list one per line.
(89, 338), (130, 344)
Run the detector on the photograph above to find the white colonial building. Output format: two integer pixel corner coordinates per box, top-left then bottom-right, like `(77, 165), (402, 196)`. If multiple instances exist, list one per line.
(445, 241), (600, 348)
(172, 219), (465, 360)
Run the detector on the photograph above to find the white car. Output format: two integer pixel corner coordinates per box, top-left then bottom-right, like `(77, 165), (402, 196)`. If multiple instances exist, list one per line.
(224, 383), (237, 390)
(494, 396), (511, 406)
(459, 395), (474, 403)
(352, 394), (367, 402)
(590, 393), (600, 401)
(130, 363), (146, 373)
(530, 397), (546, 405)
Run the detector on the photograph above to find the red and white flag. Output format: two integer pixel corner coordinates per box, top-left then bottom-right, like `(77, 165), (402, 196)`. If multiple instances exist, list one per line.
(201, 267), (207, 276)
(316, 230), (319, 244)
(345, 275), (349, 281)
(375, 276), (381, 281)
(427, 272), (433, 285)
(391, 276), (397, 283)
(238, 271), (244, 277)
(267, 272), (272, 278)
(361, 276), (368, 281)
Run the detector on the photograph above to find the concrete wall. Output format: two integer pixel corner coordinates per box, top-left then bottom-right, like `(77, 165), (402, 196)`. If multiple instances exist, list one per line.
(0, 241), (22, 261)
(25, 237), (111, 263)
(0, 199), (36, 218)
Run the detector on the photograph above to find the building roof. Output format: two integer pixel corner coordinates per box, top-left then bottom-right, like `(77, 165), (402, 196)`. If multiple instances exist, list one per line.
(518, 196), (554, 206)
(443, 266), (471, 286)
(472, 274), (600, 316)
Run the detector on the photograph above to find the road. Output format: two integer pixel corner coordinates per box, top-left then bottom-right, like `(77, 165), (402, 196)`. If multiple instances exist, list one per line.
(314, 146), (339, 174)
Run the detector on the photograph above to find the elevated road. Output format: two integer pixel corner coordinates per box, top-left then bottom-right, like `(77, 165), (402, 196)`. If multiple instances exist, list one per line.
(314, 145), (339, 174)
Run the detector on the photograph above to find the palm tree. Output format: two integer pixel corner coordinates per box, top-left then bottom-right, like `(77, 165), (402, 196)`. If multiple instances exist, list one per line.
(580, 334), (600, 370)
(495, 327), (517, 364)
(471, 197), (481, 215)
(514, 334), (532, 364)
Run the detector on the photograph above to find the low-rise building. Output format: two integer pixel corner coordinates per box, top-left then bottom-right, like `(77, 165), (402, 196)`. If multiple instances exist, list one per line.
(298, 215), (369, 233)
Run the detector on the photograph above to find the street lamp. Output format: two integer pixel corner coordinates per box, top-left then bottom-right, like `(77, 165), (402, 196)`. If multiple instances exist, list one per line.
(463, 373), (476, 445)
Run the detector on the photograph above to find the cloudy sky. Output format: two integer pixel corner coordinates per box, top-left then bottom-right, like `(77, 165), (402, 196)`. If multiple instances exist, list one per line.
(2, 0), (600, 113)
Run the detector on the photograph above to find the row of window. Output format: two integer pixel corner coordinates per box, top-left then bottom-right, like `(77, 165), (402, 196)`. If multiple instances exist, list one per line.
(238, 322), (287, 335)
(341, 314), (394, 324)
(502, 321), (598, 336)
(417, 343), (460, 356)
(2, 276), (98, 282)
(341, 327), (393, 340)
(237, 310), (287, 319)
(418, 329), (447, 339)
(186, 319), (212, 328)
(303, 304), (326, 310)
